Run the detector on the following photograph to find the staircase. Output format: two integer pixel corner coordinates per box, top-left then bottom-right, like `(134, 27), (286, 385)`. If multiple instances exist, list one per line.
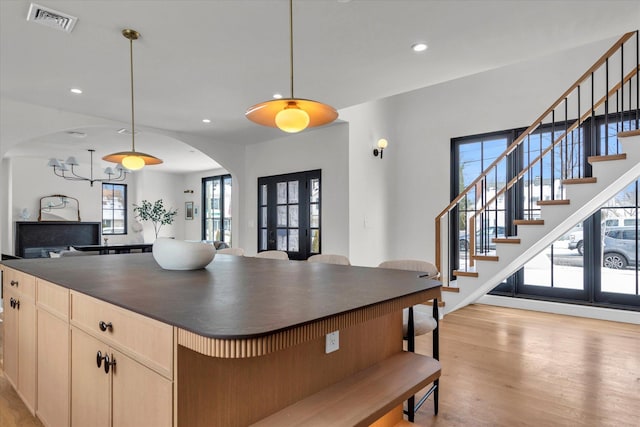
(442, 131), (640, 313)
(435, 31), (640, 314)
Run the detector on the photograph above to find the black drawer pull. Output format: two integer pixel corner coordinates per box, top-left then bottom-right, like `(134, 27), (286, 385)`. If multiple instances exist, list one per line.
(10, 280), (18, 287)
(104, 354), (116, 374)
(96, 350), (105, 368)
(98, 321), (113, 332)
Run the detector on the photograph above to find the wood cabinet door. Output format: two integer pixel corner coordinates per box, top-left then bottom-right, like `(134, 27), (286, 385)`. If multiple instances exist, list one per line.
(38, 309), (70, 427)
(111, 349), (173, 427)
(3, 287), (19, 388)
(17, 295), (37, 413)
(71, 328), (110, 427)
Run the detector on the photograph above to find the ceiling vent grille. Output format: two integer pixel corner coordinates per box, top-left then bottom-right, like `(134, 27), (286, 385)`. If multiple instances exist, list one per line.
(26, 3), (78, 33)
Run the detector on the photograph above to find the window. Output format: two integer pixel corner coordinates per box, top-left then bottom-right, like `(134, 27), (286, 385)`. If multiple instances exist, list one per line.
(102, 184), (127, 235)
(202, 174), (232, 245)
(258, 170), (321, 260)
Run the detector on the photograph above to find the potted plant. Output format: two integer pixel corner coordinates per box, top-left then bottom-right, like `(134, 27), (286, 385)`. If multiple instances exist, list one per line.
(133, 199), (178, 239)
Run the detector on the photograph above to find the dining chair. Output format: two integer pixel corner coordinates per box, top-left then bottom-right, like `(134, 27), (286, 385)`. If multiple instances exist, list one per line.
(217, 247), (245, 256)
(254, 250), (289, 260)
(377, 259), (440, 420)
(307, 254), (351, 265)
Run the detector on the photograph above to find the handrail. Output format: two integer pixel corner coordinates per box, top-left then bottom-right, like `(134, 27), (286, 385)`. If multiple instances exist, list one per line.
(472, 66), (638, 223)
(435, 31), (639, 273)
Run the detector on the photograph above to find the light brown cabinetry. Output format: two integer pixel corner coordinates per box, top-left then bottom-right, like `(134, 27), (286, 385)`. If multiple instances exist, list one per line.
(70, 291), (174, 427)
(36, 279), (70, 427)
(1, 266), (37, 414)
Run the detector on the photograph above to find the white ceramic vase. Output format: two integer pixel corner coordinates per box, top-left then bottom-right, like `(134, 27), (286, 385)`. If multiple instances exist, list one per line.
(152, 238), (216, 270)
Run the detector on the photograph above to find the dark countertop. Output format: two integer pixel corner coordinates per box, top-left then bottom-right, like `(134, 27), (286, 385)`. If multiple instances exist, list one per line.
(1, 254), (441, 340)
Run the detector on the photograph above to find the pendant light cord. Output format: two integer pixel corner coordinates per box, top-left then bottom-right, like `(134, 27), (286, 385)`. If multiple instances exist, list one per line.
(129, 36), (136, 153)
(289, 0), (294, 99)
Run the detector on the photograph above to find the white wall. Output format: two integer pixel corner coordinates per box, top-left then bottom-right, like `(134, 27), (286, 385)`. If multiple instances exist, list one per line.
(341, 37), (617, 267)
(241, 124), (349, 256)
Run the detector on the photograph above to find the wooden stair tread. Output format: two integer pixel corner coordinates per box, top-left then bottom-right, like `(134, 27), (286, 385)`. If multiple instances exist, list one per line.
(588, 153), (627, 163)
(618, 129), (640, 138)
(472, 255), (499, 262)
(442, 286), (460, 293)
(514, 219), (544, 225)
(537, 199), (570, 206)
(562, 177), (597, 185)
(453, 270), (478, 278)
(251, 352), (441, 427)
(492, 238), (521, 244)
(422, 300), (445, 307)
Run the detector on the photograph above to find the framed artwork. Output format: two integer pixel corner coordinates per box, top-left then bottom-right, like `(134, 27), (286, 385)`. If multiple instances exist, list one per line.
(185, 202), (194, 220)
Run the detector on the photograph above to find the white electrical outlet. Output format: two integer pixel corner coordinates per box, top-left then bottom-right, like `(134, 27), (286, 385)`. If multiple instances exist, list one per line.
(325, 330), (339, 353)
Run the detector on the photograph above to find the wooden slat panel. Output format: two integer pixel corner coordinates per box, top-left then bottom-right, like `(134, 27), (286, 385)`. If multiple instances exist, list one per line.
(251, 352), (441, 427)
(178, 311), (405, 427)
(178, 288), (440, 358)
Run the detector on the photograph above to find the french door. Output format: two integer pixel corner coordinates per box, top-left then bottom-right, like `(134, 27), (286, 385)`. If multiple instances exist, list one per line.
(258, 170), (321, 260)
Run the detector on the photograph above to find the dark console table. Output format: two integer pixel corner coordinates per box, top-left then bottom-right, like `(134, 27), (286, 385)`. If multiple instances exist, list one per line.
(72, 243), (152, 255)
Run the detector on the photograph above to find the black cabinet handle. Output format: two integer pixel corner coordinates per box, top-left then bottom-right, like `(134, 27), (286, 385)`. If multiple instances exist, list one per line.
(10, 280), (18, 287)
(98, 321), (113, 332)
(96, 350), (105, 368)
(15, 300), (19, 310)
(103, 354), (116, 374)
(9, 297), (15, 308)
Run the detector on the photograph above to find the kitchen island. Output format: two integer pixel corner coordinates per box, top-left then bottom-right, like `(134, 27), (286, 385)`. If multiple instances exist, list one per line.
(1, 253), (441, 426)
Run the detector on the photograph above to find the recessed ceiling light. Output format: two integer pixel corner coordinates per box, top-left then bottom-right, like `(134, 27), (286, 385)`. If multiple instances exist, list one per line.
(202, 119), (211, 123)
(411, 42), (428, 52)
(273, 93), (283, 99)
(70, 88), (82, 94)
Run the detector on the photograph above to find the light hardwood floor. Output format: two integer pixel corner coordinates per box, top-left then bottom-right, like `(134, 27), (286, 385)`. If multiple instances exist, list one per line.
(1, 304), (638, 427)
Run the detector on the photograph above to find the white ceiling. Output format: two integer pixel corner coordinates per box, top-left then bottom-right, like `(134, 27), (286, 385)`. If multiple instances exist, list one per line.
(1, 0), (639, 172)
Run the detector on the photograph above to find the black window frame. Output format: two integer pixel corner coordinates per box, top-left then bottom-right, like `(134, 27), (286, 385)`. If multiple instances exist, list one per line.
(201, 174), (232, 244)
(102, 183), (128, 235)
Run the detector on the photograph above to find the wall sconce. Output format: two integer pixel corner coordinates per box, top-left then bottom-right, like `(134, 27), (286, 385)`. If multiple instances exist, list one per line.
(373, 138), (388, 159)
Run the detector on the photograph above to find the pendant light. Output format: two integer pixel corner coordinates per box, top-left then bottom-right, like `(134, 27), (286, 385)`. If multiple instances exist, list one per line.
(245, 0), (338, 133)
(103, 29), (162, 170)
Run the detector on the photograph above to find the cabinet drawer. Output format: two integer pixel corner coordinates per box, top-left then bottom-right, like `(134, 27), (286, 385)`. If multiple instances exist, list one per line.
(37, 279), (69, 320)
(71, 291), (174, 379)
(2, 267), (35, 299)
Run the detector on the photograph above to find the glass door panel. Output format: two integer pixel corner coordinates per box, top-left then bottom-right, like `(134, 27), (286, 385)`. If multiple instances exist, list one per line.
(258, 170), (320, 260)
(598, 182), (640, 301)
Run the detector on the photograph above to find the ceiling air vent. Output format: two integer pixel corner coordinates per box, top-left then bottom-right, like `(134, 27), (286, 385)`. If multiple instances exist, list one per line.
(26, 3), (78, 33)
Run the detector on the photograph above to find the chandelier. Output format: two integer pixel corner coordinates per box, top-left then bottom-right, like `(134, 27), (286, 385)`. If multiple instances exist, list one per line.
(245, 0), (338, 133)
(48, 149), (128, 187)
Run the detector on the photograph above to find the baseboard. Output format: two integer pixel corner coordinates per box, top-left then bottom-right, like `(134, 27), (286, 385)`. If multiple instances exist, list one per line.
(478, 294), (640, 324)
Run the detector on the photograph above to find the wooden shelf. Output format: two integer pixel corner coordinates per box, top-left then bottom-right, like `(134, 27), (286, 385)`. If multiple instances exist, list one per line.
(251, 352), (441, 427)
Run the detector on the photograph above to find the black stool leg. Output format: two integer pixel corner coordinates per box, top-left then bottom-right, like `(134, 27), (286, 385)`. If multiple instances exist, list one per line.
(407, 306), (415, 421)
